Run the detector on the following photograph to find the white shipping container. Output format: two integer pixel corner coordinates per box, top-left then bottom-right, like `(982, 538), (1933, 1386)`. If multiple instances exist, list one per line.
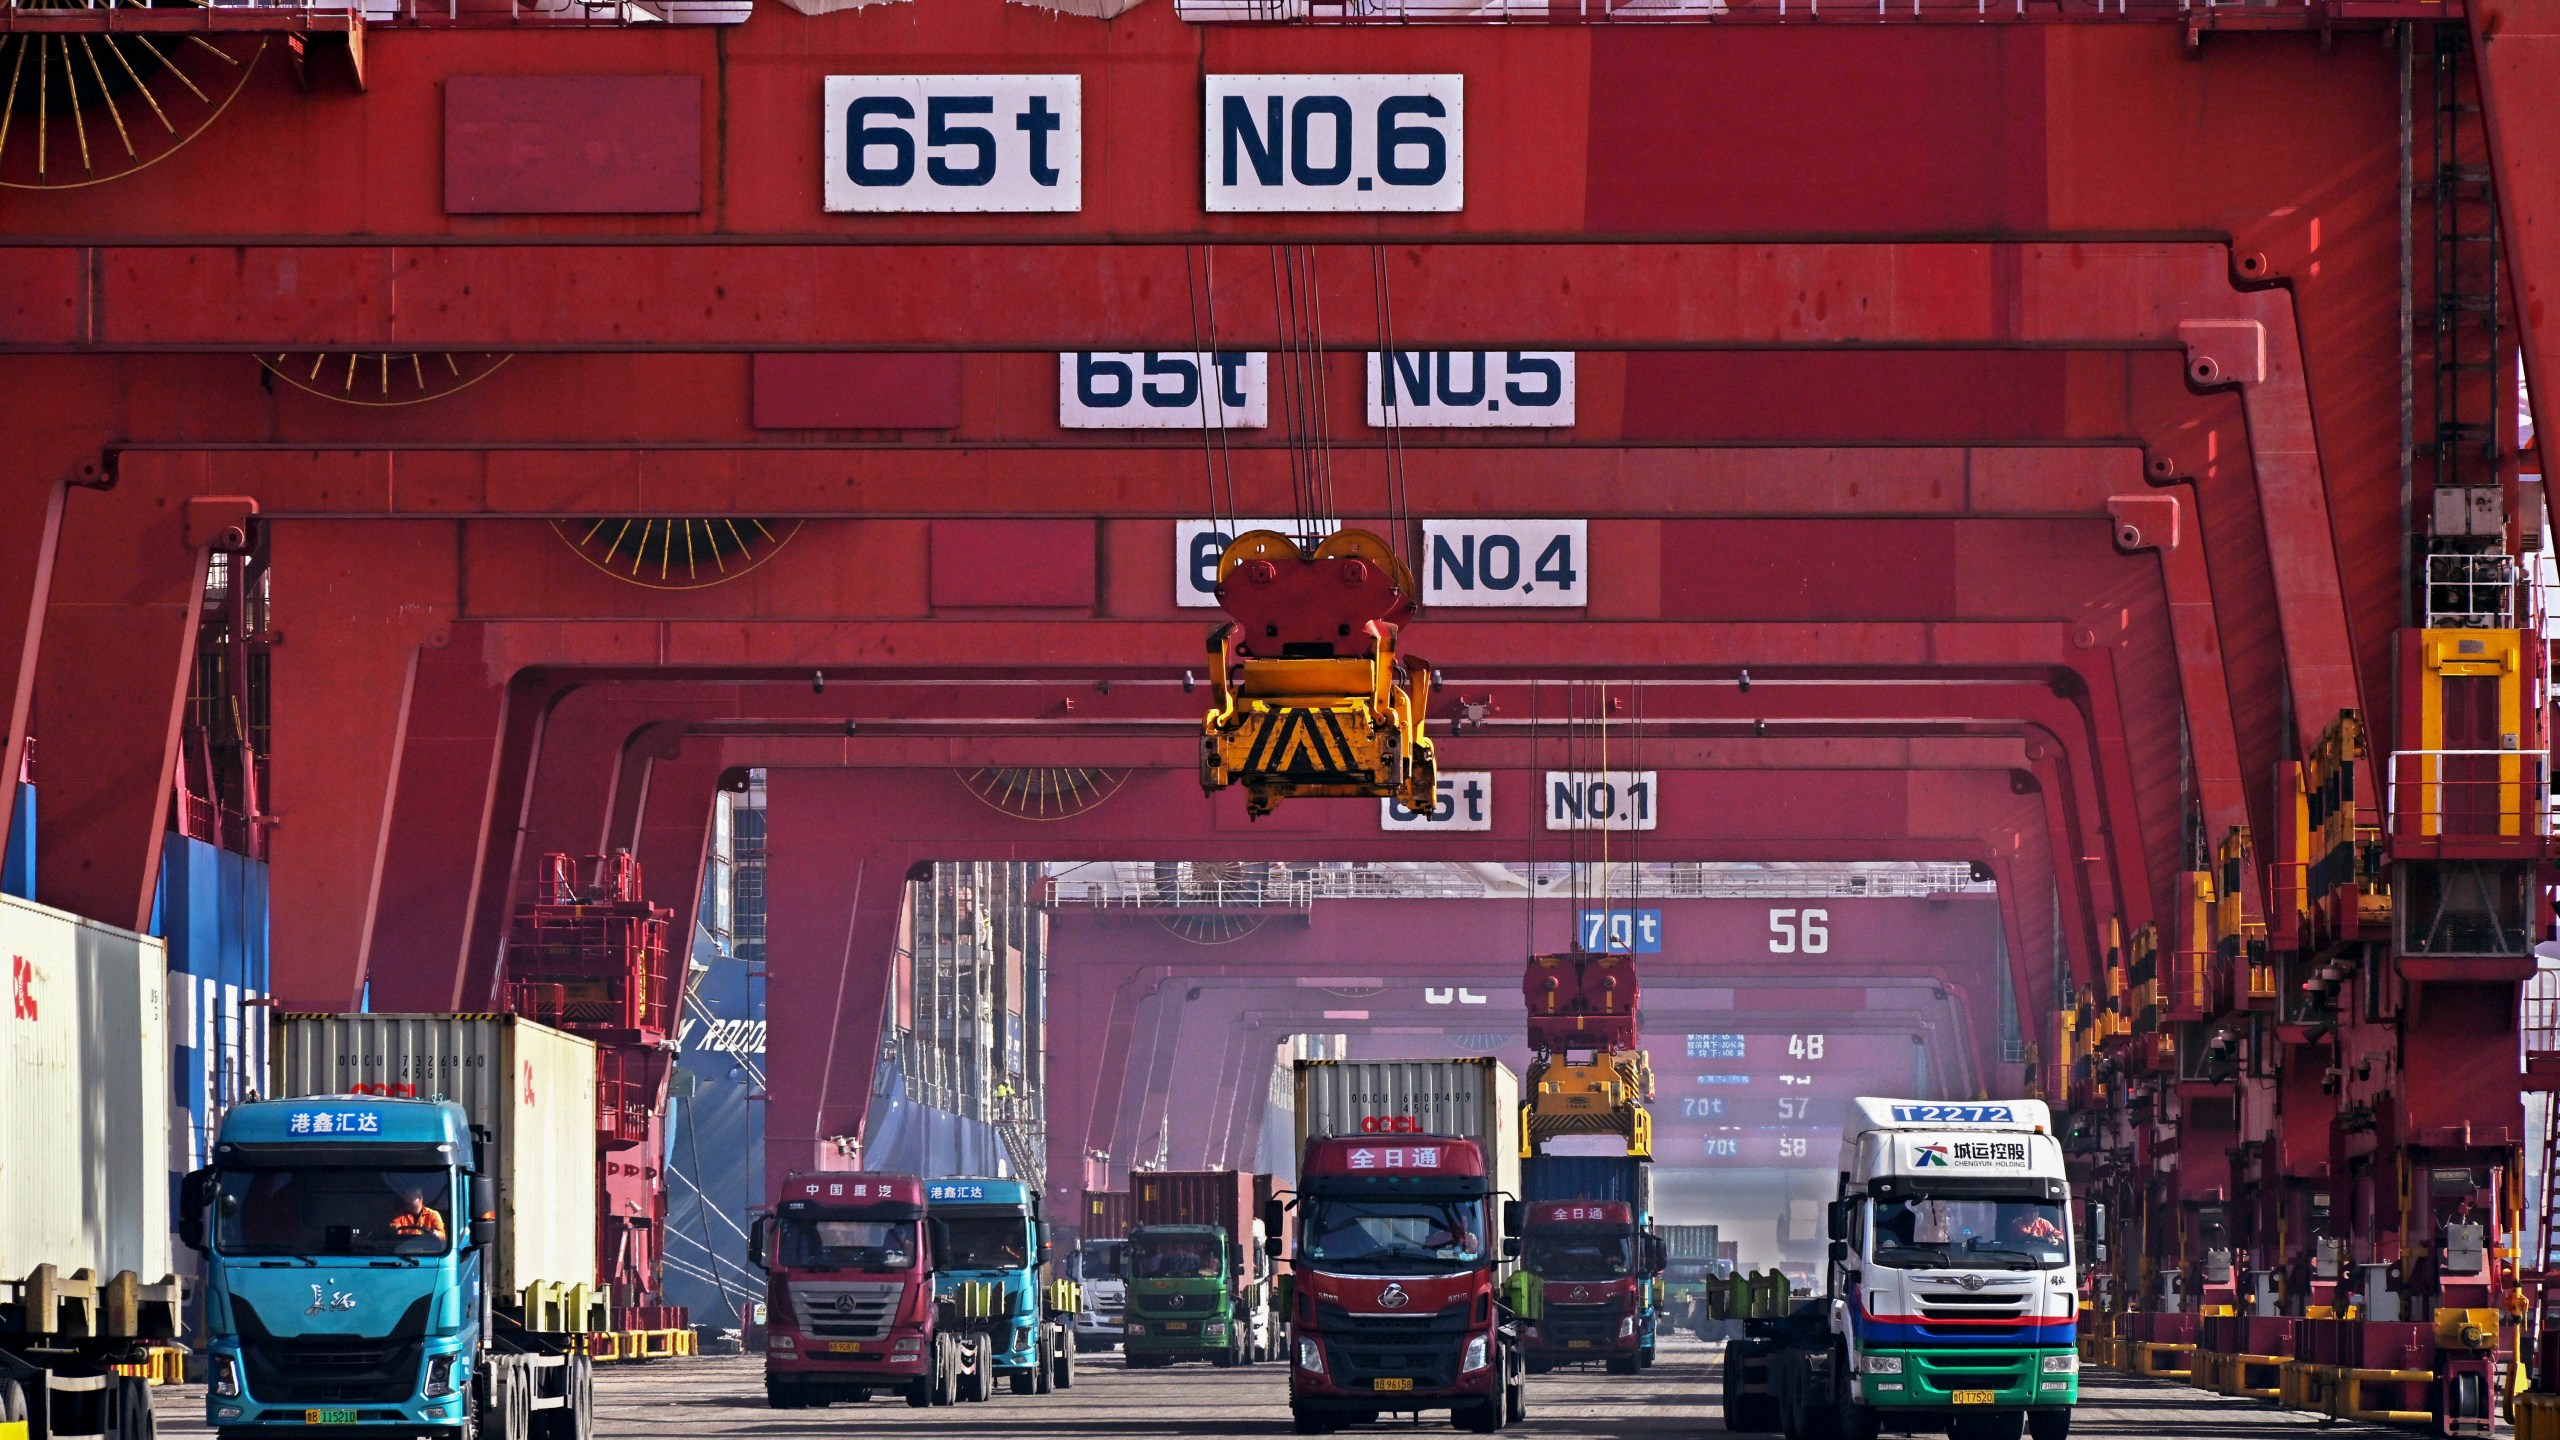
(0, 894), (171, 1286)
(270, 1014), (599, 1297)
(1294, 1058), (1521, 1201)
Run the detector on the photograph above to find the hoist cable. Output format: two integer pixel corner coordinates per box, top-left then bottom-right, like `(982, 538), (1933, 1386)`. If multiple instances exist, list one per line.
(1372, 246), (1412, 566)
(1186, 245), (1239, 534)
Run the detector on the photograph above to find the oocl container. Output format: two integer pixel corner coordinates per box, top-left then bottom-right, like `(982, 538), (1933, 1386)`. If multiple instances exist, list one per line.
(0, 894), (171, 1285)
(270, 1013), (600, 1296)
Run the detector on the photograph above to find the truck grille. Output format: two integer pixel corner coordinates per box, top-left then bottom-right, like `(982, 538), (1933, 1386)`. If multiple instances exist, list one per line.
(234, 1295), (429, 1405)
(1909, 1287), (2037, 1341)
(1915, 1351), (2032, 1392)
(1314, 1302), (1470, 1389)
(1540, 1302), (1621, 1344)
(788, 1281), (904, 1341)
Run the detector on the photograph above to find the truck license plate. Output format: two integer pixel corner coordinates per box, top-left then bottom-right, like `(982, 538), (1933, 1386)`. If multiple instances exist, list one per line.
(1952, 1391), (1996, 1406)
(826, 1341), (864, 1353)
(1163, 1321), (1191, 1332)
(1373, 1378), (1414, 1392)
(304, 1411), (358, 1425)
(1567, 1341), (1591, 1349)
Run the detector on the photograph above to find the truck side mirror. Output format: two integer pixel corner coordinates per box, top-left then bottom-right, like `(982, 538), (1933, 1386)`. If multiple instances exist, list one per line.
(1262, 1197), (1288, 1250)
(1826, 1200), (1850, 1242)
(1501, 1198), (1523, 1237)
(178, 1168), (215, 1253)
(747, 1216), (770, 1270)
(470, 1174), (501, 1249)
(1828, 1240), (1850, 1266)
(1646, 1234), (1668, 1275)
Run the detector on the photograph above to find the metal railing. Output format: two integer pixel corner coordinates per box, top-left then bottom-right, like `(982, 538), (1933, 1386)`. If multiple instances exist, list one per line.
(2382, 749), (2552, 841)
(1047, 861), (1992, 908)
(1177, 0), (2319, 25)
(2425, 552), (2523, 630)
(2526, 971), (2560, 1061)
(0, 0), (749, 28)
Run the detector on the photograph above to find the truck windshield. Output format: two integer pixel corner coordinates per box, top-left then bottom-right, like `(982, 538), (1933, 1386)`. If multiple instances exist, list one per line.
(216, 1168), (454, 1258)
(1078, 1239), (1125, 1282)
(1130, 1232), (1222, 1278)
(1872, 1197), (2068, 1269)
(936, 1216), (1031, 1270)
(782, 1218), (915, 1271)
(1524, 1229), (1634, 1281)
(1301, 1198), (1485, 1274)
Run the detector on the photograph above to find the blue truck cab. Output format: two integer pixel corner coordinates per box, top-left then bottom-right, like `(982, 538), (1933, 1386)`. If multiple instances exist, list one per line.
(925, 1178), (1076, 1398)
(182, 1096), (591, 1440)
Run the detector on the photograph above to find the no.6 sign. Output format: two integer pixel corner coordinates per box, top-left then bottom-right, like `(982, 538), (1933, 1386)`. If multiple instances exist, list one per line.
(824, 75), (1082, 213)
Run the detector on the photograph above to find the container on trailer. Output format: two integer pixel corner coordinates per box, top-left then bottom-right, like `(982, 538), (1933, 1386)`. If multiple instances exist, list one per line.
(1292, 1058), (1521, 1199)
(1662, 1224), (1722, 1262)
(0, 893), (171, 1285)
(1081, 1189), (1133, 1240)
(1521, 1155), (1652, 1211)
(270, 1012), (600, 1296)
(1253, 1172), (1288, 1260)
(1130, 1170), (1260, 1233)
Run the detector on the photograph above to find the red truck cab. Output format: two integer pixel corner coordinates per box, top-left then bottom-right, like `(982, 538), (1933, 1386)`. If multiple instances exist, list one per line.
(1274, 1136), (1525, 1435)
(1517, 1201), (1657, 1374)
(752, 1173), (964, 1408)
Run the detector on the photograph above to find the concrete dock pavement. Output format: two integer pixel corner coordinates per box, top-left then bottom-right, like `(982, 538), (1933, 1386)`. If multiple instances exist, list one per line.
(153, 1335), (2444, 1439)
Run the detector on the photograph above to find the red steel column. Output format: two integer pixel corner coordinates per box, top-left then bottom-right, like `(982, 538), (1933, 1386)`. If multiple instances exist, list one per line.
(369, 623), (513, 1011)
(264, 520), (456, 1008)
(1042, 958), (1149, 1216)
(624, 736), (729, 1014)
(32, 485), (208, 931)
(0, 475), (62, 846)
(762, 767), (925, 1190)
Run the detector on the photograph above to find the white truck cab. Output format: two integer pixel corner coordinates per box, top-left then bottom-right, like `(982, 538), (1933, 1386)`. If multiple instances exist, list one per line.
(1820, 1099), (2079, 1440)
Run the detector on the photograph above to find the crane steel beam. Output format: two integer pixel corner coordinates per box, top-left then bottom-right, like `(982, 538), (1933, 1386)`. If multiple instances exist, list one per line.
(349, 669), (2110, 1019)
(1048, 897), (2005, 1181)
(0, 239), (2366, 769)
(756, 763), (2052, 1188)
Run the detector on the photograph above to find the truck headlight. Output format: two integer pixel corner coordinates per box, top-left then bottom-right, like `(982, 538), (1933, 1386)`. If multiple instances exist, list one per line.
(894, 1337), (923, 1353)
(1205, 1322), (1226, 1338)
(2041, 1354), (2077, 1374)
(1297, 1337), (1325, 1375)
(1462, 1336), (1491, 1374)
(771, 1334), (795, 1349)
(1863, 1356), (1903, 1375)
(209, 1354), (242, 1399)
(1126, 1323), (1146, 1337)
(1619, 1316), (1637, 1338)
(424, 1354), (460, 1398)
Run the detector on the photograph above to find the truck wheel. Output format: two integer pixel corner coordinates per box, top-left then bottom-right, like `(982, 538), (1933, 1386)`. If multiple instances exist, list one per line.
(1291, 1403), (1337, 1434)
(1839, 1400), (1881, 1440)
(1605, 1355), (1640, 1376)
(1504, 1368), (1526, 1425)
(1032, 1329), (1054, 1395)
(931, 1336), (958, 1406)
(571, 1355), (595, 1440)
(1054, 1328), (1077, 1390)
(1453, 1397), (1504, 1433)
(2025, 1412), (2070, 1440)
(904, 1374), (934, 1410)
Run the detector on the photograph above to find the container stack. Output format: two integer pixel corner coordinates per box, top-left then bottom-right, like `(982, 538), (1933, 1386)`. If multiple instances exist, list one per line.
(503, 850), (684, 1335)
